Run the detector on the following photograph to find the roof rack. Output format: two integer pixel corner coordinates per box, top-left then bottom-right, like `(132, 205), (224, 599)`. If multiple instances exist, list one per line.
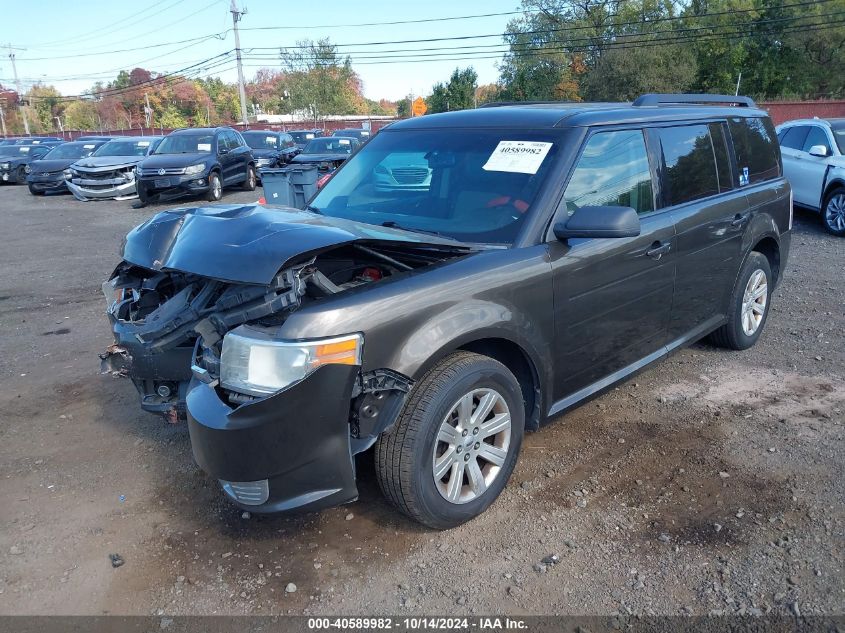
(632, 93), (755, 108)
(477, 101), (564, 108)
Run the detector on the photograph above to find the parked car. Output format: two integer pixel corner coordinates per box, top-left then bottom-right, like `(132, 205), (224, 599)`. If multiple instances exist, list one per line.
(0, 144), (53, 184)
(135, 127), (255, 207)
(373, 152), (432, 191)
(103, 94), (790, 528)
(25, 140), (108, 195)
(9, 136), (64, 145)
(288, 129), (323, 151)
(290, 136), (359, 172)
(241, 130), (299, 173)
(332, 127), (371, 143)
(66, 136), (163, 200)
(75, 135), (118, 142)
(776, 118), (845, 235)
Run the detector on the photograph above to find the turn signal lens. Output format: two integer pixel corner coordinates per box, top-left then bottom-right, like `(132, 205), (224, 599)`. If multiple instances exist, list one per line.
(312, 338), (361, 367)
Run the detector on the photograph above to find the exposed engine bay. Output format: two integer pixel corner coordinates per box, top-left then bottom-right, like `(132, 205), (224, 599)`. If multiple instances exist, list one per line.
(101, 239), (468, 435)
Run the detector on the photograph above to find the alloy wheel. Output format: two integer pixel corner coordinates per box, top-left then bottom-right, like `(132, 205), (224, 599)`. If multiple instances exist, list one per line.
(740, 268), (768, 336)
(211, 175), (222, 199)
(824, 193), (845, 232)
(432, 388), (511, 504)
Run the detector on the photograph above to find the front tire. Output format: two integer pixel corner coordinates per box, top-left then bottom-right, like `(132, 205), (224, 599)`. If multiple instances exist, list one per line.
(822, 187), (845, 236)
(206, 171), (222, 202)
(16, 166), (27, 184)
(709, 251), (773, 350)
(242, 164), (256, 191)
(28, 184), (42, 196)
(375, 352), (524, 529)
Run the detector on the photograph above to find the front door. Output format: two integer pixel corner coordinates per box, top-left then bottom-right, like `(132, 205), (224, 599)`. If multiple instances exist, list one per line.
(789, 125), (833, 209)
(548, 128), (676, 408)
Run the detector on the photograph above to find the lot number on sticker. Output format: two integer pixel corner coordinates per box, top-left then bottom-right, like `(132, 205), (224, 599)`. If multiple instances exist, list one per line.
(483, 141), (553, 174)
(198, 143), (211, 152)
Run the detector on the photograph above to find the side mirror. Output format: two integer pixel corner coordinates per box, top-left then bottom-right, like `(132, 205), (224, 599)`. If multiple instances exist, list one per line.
(808, 145), (828, 158)
(554, 206), (641, 240)
(218, 147), (229, 155)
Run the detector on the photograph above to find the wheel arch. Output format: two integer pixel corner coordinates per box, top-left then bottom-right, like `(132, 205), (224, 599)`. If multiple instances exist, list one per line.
(822, 177), (845, 207)
(751, 235), (781, 286)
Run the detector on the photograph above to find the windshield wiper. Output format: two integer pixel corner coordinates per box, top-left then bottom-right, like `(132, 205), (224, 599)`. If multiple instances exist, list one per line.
(305, 205), (322, 214)
(381, 221), (445, 238)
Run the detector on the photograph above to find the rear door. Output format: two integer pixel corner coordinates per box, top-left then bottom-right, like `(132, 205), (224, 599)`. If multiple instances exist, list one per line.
(548, 128), (676, 404)
(648, 121), (749, 341)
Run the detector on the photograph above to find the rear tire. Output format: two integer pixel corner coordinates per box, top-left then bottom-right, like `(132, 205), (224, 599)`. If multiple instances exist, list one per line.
(375, 351), (524, 530)
(242, 164), (256, 191)
(821, 187), (845, 236)
(206, 171), (222, 202)
(709, 251), (773, 350)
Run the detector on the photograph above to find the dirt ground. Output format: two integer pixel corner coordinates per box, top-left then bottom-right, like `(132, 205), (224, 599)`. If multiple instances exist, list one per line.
(0, 184), (842, 617)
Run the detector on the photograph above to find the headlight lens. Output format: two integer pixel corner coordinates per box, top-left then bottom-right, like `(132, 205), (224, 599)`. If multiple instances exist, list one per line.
(24, 165), (32, 174)
(185, 163), (205, 176)
(63, 168), (72, 179)
(220, 328), (363, 396)
(0, 162), (9, 170)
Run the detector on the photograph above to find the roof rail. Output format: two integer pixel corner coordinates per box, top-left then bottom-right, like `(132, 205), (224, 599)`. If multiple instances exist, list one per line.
(477, 101), (564, 108)
(633, 93), (755, 108)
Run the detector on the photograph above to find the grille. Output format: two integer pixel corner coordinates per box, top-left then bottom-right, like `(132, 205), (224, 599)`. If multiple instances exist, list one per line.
(139, 167), (186, 176)
(391, 167), (428, 184)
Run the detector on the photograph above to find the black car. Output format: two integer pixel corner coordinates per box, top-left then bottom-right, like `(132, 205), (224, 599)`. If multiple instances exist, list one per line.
(0, 144), (53, 184)
(76, 135), (118, 142)
(103, 94), (790, 528)
(8, 136), (64, 145)
(288, 129), (323, 151)
(332, 127), (371, 143)
(26, 139), (108, 195)
(135, 127), (255, 206)
(241, 130), (299, 173)
(290, 136), (359, 172)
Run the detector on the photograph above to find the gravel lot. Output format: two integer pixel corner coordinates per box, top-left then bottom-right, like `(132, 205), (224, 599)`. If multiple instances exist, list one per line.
(0, 184), (842, 617)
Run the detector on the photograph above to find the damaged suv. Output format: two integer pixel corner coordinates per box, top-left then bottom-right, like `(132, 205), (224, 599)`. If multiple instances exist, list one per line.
(104, 94), (791, 528)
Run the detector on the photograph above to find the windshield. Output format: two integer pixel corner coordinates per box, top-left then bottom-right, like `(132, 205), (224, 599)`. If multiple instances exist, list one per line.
(831, 122), (845, 154)
(44, 143), (98, 159)
(95, 140), (155, 157)
(309, 128), (562, 244)
(335, 129), (369, 139)
(0, 145), (40, 157)
(304, 138), (355, 154)
(290, 131), (316, 142)
(242, 132), (278, 149)
(154, 134), (213, 154)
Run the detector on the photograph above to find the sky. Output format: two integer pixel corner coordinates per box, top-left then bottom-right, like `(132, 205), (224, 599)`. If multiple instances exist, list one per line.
(0, 0), (523, 102)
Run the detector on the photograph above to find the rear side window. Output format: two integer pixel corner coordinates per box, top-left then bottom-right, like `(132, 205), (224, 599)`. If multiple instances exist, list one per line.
(563, 130), (654, 215)
(654, 124), (719, 205)
(780, 126), (809, 150)
(728, 117), (781, 185)
(802, 126), (832, 154)
(709, 122), (734, 193)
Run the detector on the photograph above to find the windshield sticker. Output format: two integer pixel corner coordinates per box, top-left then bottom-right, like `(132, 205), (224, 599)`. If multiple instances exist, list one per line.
(31, 140), (41, 144)
(266, 136), (276, 144)
(338, 139), (350, 145)
(483, 141), (553, 174)
(198, 143), (212, 152)
(305, 134), (314, 139)
(739, 166), (749, 186)
(137, 141), (150, 147)
(83, 144), (95, 149)
(20, 146), (30, 152)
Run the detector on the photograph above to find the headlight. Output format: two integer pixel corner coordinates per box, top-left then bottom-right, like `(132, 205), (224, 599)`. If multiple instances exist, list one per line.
(24, 165), (32, 174)
(256, 158), (273, 166)
(220, 328), (363, 396)
(63, 168), (72, 180)
(185, 163), (205, 176)
(70, 168), (79, 176)
(0, 162), (9, 170)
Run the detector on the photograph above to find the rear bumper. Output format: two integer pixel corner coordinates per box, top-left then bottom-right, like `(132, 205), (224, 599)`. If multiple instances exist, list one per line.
(186, 364), (359, 514)
(67, 178), (138, 200)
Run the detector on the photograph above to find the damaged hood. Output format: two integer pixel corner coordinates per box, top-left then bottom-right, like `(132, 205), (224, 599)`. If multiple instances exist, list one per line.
(122, 204), (469, 285)
(28, 158), (77, 173)
(72, 155), (145, 171)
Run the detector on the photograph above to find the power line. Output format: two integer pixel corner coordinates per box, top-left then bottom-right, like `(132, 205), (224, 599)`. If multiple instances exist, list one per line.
(238, 9), (533, 31)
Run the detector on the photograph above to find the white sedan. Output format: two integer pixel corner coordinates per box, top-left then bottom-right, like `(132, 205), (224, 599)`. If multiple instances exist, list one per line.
(776, 118), (845, 236)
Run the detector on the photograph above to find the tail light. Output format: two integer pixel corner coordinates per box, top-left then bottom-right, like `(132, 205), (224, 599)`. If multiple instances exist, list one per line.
(316, 173), (332, 189)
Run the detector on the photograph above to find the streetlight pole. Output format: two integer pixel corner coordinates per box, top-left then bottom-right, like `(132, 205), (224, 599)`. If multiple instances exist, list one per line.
(230, 0), (250, 125)
(7, 44), (30, 135)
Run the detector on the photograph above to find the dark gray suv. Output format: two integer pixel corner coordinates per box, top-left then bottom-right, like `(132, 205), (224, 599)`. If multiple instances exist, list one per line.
(103, 94), (791, 529)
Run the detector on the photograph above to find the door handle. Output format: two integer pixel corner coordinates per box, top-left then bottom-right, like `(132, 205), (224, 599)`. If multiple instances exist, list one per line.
(731, 213), (750, 228)
(646, 241), (671, 259)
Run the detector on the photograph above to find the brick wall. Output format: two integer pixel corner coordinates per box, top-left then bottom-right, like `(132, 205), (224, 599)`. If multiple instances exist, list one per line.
(759, 101), (845, 125)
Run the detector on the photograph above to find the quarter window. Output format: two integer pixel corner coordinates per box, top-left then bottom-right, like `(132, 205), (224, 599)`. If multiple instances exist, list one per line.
(563, 130), (654, 215)
(780, 126), (809, 150)
(728, 117), (781, 185)
(654, 124), (719, 205)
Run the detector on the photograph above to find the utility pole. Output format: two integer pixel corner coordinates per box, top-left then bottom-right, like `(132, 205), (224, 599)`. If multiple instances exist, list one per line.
(0, 104), (7, 136)
(54, 115), (63, 138)
(7, 44), (30, 135)
(144, 92), (152, 130)
(735, 72), (742, 96)
(230, 0), (249, 125)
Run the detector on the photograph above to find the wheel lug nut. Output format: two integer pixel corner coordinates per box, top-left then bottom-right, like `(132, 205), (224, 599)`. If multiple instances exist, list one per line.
(456, 446), (462, 453)
(464, 454), (470, 462)
(474, 442), (480, 450)
(473, 428), (479, 435)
